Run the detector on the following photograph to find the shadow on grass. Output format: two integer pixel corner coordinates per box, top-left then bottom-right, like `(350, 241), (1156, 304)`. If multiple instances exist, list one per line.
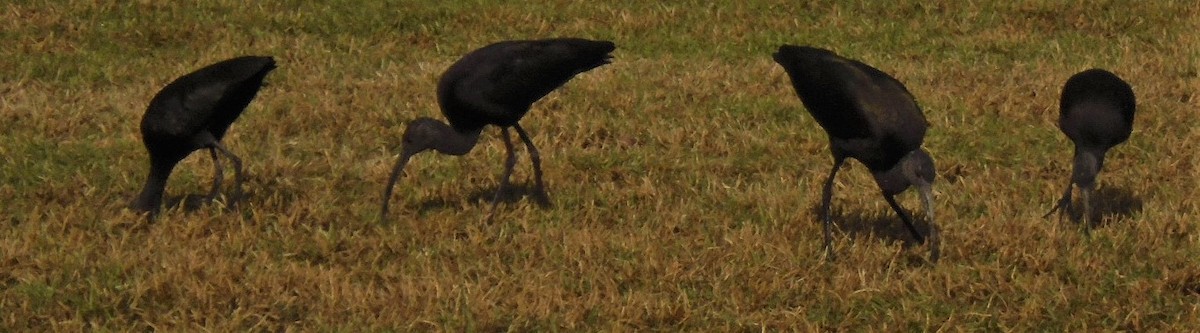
(162, 193), (239, 213)
(156, 174), (309, 215)
(414, 183), (552, 214)
(1088, 185), (1143, 229)
(1049, 184), (1144, 229)
(808, 202), (934, 250)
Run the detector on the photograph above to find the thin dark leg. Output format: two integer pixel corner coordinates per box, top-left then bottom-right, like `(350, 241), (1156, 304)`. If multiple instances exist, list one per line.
(819, 158), (845, 262)
(1044, 182), (1073, 222)
(212, 142), (244, 202)
(486, 128), (517, 223)
(207, 148), (223, 201)
(925, 222), (941, 263)
(513, 124), (550, 207)
(884, 194), (926, 244)
(1081, 186), (1093, 235)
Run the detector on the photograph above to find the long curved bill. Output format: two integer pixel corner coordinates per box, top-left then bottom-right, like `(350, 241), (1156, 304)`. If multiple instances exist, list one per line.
(380, 150), (415, 219)
(918, 182), (940, 262)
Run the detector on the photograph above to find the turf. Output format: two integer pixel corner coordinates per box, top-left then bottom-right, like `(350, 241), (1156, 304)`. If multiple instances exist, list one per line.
(2, 0), (1198, 330)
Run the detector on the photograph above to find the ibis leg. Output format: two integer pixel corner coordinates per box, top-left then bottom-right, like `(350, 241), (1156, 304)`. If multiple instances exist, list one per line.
(513, 124), (550, 207)
(1044, 182), (1074, 222)
(819, 158), (845, 261)
(1081, 185), (1093, 234)
(884, 194), (926, 244)
(486, 128), (517, 223)
(212, 142), (244, 202)
(207, 147), (224, 201)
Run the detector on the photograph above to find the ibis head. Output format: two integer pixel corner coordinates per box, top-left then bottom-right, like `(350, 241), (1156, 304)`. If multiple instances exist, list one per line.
(380, 116), (481, 217)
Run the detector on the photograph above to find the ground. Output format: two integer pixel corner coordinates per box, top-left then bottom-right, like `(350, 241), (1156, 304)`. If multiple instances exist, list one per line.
(1, 0), (1198, 330)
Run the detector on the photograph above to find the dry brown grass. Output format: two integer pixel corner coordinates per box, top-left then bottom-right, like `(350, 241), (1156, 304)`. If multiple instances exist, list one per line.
(2, 0), (1199, 330)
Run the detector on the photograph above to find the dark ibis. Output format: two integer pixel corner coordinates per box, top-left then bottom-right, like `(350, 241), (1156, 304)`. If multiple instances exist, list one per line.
(131, 56), (277, 214)
(381, 38), (615, 219)
(1045, 68), (1136, 231)
(773, 45), (939, 262)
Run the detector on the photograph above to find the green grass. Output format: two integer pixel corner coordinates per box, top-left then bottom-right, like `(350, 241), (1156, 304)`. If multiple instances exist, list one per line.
(2, 0), (1199, 330)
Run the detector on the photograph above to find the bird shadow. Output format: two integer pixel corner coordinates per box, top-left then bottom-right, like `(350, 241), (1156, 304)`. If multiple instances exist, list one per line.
(1099, 184), (1142, 223)
(809, 203), (934, 250)
(414, 183), (551, 214)
(162, 193), (240, 213)
(1065, 184), (1147, 228)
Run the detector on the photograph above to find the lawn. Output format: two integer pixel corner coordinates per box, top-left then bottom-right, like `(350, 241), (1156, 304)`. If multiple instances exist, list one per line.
(2, 0), (1198, 330)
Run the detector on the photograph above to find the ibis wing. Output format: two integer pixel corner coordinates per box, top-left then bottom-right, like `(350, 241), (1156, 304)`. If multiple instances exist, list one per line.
(443, 56), (555, 128)
(1058, 69), (1135, 147)
(796, 55), (904, 141)
(775, 45), (928, 167)
(482, 40), (611, 108)
(441, 39), (614, 129)
(141, 80), (229, 139)
(180, 81), (229, 120)
(846, 65), (927, 150)
(142, 57), (275, 139)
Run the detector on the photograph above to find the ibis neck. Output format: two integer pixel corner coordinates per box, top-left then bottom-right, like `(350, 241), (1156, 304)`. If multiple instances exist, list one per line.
(132, 161), (174, 213)
(437, 127), (482, 156)
(1071, 148), (1103, 188)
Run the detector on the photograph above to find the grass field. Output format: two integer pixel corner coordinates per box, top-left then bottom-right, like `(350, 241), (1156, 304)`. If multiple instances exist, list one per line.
(2, 0), (1199, 330)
